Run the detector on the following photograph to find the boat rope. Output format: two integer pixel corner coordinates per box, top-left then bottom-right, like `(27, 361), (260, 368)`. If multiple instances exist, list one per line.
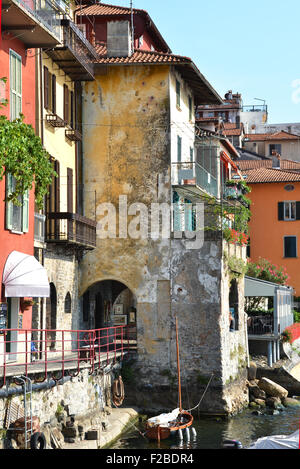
(111, 400), (147, 440)
(186, 373), (214, 412)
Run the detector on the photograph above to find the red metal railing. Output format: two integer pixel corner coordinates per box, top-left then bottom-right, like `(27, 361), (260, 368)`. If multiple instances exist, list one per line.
(0, 325), (137, 388)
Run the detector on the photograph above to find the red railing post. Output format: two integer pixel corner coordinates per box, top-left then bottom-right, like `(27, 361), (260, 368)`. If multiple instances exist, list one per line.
(62, 330), (65, 377)
(106, 327), (109, 366)
(121, 326), (123, 360)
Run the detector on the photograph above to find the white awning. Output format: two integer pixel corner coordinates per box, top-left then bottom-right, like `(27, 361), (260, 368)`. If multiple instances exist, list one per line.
(3, 251), (50, 298)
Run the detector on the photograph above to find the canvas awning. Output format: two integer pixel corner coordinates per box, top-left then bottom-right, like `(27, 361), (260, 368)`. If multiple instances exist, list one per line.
(3, 251), (50, 298)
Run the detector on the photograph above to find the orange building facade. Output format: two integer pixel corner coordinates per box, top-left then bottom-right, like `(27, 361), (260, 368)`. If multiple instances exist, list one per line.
(240, 160), (300, 295)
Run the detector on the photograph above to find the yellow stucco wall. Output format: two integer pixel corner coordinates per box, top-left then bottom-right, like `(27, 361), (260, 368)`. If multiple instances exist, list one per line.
(81, 64), (172, 299)
(42, 53), (76, 212)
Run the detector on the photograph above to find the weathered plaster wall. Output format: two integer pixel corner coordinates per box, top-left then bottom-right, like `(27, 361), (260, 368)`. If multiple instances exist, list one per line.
(80, 64), (248, 414)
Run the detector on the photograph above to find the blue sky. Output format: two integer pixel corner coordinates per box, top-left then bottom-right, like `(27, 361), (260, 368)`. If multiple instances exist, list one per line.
(104, 0), (300, 124)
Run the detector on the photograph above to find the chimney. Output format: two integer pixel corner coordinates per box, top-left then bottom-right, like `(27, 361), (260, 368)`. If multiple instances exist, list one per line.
(107, 21), (133, 58)
(272, 150), (281, 168)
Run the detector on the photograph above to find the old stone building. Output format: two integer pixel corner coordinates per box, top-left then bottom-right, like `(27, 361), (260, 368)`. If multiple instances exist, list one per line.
(77, 7), (249, 415)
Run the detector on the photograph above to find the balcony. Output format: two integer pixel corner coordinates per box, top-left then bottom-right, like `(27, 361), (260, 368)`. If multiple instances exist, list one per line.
(46, 212), (97, 250)
(172, 161), (218, 198)
(46, 19), (98, 81)
(1, 0), (62, 47)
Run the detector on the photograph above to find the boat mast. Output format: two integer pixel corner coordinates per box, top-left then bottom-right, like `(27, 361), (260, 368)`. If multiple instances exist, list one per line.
(176, 317), (182, 412)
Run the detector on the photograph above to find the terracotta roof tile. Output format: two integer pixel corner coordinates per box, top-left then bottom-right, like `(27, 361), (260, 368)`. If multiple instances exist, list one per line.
(240, 167), (300, 183)
(245, 131), (300, 141)
(76, 3), (147, 16)
(94, 46), (192, 65)
(238, 159), (300, 171)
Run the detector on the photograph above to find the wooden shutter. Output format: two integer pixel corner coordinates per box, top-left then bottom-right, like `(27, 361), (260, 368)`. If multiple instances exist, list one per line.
(177, 136), (182, 162)
(44, 66), (49, 110)
(278, 202), (284, 221)
(51, 74), (56, 114)
(296, 202), (300, 220)
(22, 189), (29, 233)
(67, 168), (73, 213)
(63, 84), (69, 124)
(70, 91), (74, 129)
(54, 160), (60, 212)
(5, 174), (13, 230)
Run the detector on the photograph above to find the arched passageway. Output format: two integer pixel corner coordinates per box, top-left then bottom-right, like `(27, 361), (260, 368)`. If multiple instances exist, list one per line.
(81, 280), (137, 342)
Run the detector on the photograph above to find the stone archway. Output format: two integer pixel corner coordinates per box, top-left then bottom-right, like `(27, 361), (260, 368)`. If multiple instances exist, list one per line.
(81, 279), (137, 342)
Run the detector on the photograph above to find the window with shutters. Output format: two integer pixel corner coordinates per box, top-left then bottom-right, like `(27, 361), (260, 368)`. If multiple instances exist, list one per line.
(278, 201), (300, 221)
(44, 68), (56, 113)
(5, 174), (29, 233)
(284, 236), (297, 258)
(10, 50), (22, 121)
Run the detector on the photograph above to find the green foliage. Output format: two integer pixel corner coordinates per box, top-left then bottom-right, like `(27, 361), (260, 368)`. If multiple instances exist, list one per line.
(246, 257), (290, 286)
(293, 309), (300, 323)
(281, 329), (292, 344)
(0, 114), (56, 209)
(224, 252), (247, 280)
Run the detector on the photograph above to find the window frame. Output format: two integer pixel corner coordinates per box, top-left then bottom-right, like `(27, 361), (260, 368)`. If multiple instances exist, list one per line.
(5, 174), (29, 233)
(283, 201), (296, 221)
(9, 49), (22, 121)
(284, 235), (297, 258)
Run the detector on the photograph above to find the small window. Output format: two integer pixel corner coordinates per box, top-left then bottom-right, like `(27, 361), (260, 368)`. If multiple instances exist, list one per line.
(284, 236), (297, 258)
(138, 35), (144, 48)
(176, 79), (181, 108)
(269, 144), (281, 156)
(64, 292), (71, 314)
(5, 174), (29, 233)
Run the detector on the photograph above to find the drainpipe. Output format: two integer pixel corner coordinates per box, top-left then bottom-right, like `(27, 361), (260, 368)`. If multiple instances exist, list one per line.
(0, 376), (72, 398)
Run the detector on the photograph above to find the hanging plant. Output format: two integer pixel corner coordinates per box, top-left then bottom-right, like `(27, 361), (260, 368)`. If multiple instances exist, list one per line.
(0, 113), (56, 209)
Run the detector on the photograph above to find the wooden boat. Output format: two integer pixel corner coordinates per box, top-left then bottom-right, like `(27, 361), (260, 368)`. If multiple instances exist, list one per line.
(145, 318), (193, 441)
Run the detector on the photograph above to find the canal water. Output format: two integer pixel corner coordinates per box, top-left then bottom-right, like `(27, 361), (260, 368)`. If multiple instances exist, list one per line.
(110, 406), (300, 450)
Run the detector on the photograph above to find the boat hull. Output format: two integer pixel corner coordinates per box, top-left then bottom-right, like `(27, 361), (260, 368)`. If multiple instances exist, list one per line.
(145, 411), (193, 441)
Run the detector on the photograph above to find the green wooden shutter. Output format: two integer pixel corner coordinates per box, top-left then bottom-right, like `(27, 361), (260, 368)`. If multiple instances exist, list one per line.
(10, 51), (22, 121)
(296, 202), (300, 220)
(22, 189), (29, 233)
(5, 174), (13, 230)
(177, 135), (182, 162)
(278, 202), (284, 221)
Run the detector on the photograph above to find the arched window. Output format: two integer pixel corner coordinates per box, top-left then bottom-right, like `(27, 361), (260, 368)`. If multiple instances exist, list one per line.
(64, 292), (71, 314)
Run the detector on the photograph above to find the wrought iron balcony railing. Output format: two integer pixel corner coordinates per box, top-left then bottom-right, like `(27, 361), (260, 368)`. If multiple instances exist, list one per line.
(1, 0), (62, 47)
(46, 212), (97, 249)
(46, 19), (98, 81)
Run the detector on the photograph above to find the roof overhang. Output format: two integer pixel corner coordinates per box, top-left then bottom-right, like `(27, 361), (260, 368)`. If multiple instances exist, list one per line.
(174, 62), (222, 105)
(245, 276), (293, 297)
(3, 251), (50, 298)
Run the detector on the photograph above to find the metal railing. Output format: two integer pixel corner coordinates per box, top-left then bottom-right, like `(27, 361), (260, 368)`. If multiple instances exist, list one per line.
(0, 325), (137, 386)
(12, 0), (62, 40)
(172, 162), (218, 197)
(247, 315), (274, 336)
(46, 212), (97, 249)
(242, 105), (268, 113)
(59, 19), (97, 79)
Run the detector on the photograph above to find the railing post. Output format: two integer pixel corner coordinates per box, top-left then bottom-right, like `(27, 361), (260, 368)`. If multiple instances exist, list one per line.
(114, 327), (117, 364)
(62, 330), (65, 378)
(25, 330), (28, 377)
